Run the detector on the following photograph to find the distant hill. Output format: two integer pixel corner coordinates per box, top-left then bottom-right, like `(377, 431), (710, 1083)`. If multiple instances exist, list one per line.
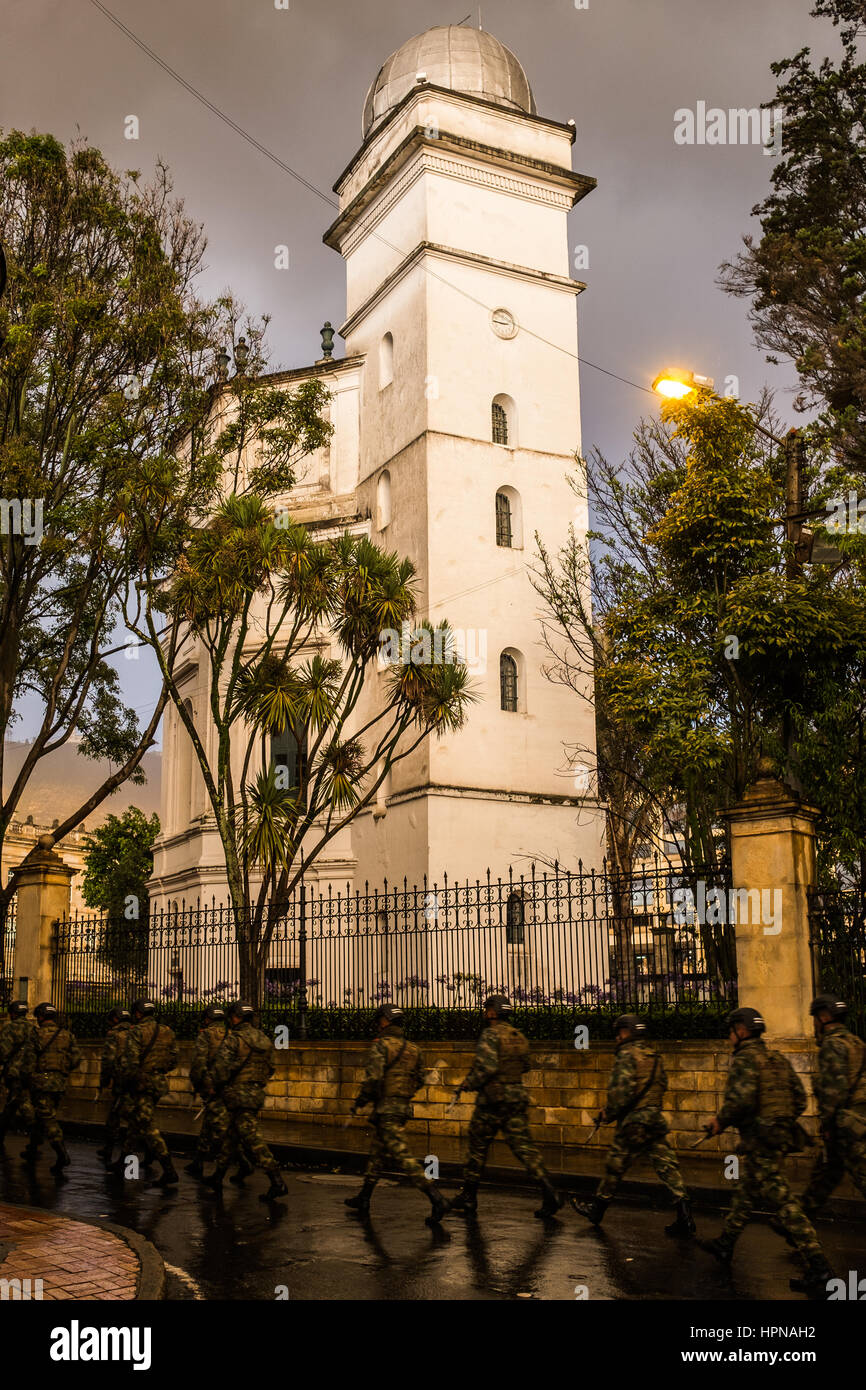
(3, 740), (161, 829)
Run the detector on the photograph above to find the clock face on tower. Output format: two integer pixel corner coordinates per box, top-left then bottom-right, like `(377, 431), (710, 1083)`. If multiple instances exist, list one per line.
(490, 307), (518, 340)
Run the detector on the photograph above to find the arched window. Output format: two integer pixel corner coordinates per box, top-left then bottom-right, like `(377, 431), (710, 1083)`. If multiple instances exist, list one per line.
(379, 332), (394, 389)
(492, 393), (516, 447)
(495, 491), (512, 547)
(269, 725), (307, 804)
(500, 652), (519, 712)
(506, 891), (525, 945)
(377, 469), (391, 529)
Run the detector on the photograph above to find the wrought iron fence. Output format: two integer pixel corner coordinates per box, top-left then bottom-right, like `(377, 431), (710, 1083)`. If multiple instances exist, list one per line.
(0, 898), (16, 1004)
(809, 887), (866, 1033)
(51, 859), (736, 1040)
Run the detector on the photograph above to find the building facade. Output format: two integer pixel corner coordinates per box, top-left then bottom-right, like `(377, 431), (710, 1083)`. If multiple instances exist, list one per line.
(150, 25), (605, 912)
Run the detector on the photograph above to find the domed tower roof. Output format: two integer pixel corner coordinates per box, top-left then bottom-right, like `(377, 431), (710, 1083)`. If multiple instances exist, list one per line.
(362, 25), (536, 138)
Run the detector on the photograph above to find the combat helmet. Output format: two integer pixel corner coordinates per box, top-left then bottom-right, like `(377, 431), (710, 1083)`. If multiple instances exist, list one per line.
(809, 993), (847, 1020)
(7, 1001), (28, 1019)
(34, 1002), (58, 1021)
(613, 1014), (647, 1039)
(203, 1004), (226, 1023)
(131, 998), (156, 1018)
(107, 1006), (131, 1026)
(727, 1006), (765, 1036)
(373, 1004), (404, 1025)
(227, 1002), (255, 1023)
(483, 995), (513, 1017)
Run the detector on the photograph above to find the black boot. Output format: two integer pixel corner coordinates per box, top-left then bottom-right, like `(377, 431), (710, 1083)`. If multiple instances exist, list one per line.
(571, 1195), (609, 1226)
(151, 1158), (179, 1188)
(448, 1181), (478, 1216)
(260, 1173), (288, 1202)
(184, 1158), (205, 1178)
(202, 1167), (226, 1193)
(50, 1141), (71, 1174)
(20, 1142), (39, 1162)
(790, 1255), (835, 1295)
(698, 1234), (735, 1265)
(425, 1183), (447, 1225)
(345, 1178), (376, 1215)
(230, 1155), (255, 1185)
(535, 1178), (564, 1219)
(664, 1198), (696, 1238)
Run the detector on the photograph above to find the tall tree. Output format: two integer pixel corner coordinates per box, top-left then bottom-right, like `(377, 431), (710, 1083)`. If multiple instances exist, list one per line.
(126, 372), (476, 1000)
(0, 131), (241, 946)
(720, 0), (866, 478)
(537, 391), (866, 978)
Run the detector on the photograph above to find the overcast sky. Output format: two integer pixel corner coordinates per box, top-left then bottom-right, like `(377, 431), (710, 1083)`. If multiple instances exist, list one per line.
(3, 0), (837, 743)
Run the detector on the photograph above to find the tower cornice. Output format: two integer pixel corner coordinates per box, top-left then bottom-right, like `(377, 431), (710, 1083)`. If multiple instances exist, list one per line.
(334, 82), (578, 197)
(325, 124), (594, 254)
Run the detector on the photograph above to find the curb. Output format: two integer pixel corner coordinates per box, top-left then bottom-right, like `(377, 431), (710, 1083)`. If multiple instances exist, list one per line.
(0, 1199), (165, 1301)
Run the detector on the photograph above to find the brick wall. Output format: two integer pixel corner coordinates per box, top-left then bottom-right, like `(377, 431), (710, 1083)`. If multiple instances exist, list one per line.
(65, 1036), (820, 1156)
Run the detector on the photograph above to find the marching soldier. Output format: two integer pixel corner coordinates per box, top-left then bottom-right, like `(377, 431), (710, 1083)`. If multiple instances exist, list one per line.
(186, 1004), (252, 1181)
(698, 1006), (834, 1294)
(203, 1002), (288, 1202)
(449, 995), (563, 1218)
(571, 1014), (696, 1236)
(799, 993), (866, 1214)
(96, 1007), (132, 1166)
(113, 998), (179, 1188)
(21, 1002), (82, 1173)
(0, 1001), (36, 1146)
(344, 1003), (447, 1224)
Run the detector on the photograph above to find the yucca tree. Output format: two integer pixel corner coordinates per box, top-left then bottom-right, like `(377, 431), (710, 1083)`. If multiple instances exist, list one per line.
(133, 463), (475, 997)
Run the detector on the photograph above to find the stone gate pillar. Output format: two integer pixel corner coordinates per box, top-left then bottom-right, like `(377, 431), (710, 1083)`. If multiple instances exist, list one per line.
(724, 762), (818, 1042)
(9, 835), (75, 1008)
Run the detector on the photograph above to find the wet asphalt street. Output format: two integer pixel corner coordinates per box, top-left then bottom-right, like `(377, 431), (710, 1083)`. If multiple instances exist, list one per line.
(1, 1136), (864, 1301)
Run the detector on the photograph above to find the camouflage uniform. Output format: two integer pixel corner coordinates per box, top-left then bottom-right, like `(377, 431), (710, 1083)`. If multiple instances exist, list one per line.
(115, 1016), (179, 1161)
(99, 1020), (131, 1153)
(596, 1039), (688, 1202)
(0, 1016), (37, 1138)
(801, 1024), (866, 1212)
(356, 1023), (430, 1191)
(717, 1036), (823, 1260)
(461, 1019), (549, 1184)
(24, 1017), (82, 1146)
(190, 1020), (231, 1163)
(210, 1022), (280, 1177)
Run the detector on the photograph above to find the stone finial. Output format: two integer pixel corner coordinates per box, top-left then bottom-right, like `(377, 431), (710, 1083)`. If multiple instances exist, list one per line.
(754, 754), (776, 780)
(320, 322), (335, 360)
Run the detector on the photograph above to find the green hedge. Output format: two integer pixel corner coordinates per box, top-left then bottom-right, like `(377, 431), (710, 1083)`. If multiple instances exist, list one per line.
(63, 1001), (732, 1044)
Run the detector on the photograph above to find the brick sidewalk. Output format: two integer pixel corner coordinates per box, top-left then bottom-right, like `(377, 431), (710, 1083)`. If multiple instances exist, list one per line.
(0, 1205), (139, 1300)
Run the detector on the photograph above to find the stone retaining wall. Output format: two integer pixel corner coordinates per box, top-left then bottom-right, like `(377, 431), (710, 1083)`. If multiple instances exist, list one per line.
(65, 1036), (820, 1155)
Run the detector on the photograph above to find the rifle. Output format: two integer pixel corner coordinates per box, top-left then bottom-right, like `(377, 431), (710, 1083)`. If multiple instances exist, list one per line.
(345, 1098), (373, 1129)
(447, 1085), (464, 1114)
(579, 1113), (607, 1147)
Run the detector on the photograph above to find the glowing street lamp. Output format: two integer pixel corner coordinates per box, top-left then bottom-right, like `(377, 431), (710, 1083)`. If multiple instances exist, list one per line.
(651, 367), (715, 400)
(650, 364), (831, 575)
